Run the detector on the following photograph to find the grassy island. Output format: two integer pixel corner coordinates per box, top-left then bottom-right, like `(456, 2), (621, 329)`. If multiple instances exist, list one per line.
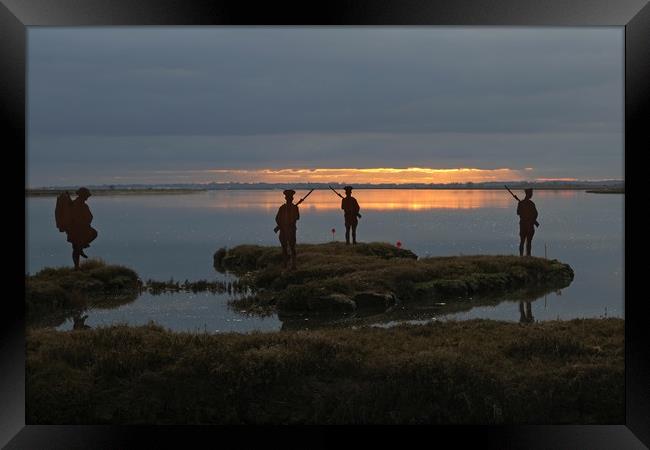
(214, 243), (574, 315)
(26, 318), (623, 424)
(26, 260), (142, 326)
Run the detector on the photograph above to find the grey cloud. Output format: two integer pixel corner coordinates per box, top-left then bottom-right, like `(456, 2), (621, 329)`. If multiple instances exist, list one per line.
(27, 27), (624, 185)
(29, 28), (622, 136)
(28, 130), (623, 185)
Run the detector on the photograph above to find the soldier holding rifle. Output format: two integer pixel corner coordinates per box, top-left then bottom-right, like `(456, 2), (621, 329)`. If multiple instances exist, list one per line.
(505, 186), (539, 256)
(329, 185), (362, 245)
(274, 189), (313, 269)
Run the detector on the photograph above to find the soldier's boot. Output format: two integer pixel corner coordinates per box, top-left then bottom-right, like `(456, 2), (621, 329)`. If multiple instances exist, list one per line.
(352, 230), (357, 245)
(345, 227), (351, 245)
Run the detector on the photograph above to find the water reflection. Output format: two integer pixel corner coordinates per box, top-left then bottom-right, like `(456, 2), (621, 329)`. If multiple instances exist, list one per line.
(518, 301), (534, 324)
(54, 290), (282, 333)
(28, 288), (140, 330)
(190, 189), (534, 211)
(43, 280), (565, 333)
(72, 310), (91, 330)
(277, 285), (564, 331)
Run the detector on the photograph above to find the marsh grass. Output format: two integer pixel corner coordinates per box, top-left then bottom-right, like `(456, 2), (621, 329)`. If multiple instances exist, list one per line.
(215, 243), (574, 314)
(26, 318), (623, 424)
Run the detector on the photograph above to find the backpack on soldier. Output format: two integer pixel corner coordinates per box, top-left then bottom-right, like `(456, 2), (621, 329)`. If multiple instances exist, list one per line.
(55, 191), (73, 232)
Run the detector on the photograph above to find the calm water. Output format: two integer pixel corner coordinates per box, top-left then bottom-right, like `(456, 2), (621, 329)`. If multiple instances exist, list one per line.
(26, 189), (624, 332)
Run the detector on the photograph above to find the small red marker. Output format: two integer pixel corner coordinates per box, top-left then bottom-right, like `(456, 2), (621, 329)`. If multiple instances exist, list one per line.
(396, 241), (402, 248)
(331, 228), (336, 242)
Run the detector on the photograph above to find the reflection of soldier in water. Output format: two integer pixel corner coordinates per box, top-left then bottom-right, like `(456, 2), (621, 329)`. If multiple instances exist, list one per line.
(516, 188), (539, 256)
(519, 301), (534, 323)
(72, 311), (91, 330)
(274, 190), (300, 269)
(341, 186), (361, 245)
(66, 187), (98, 270)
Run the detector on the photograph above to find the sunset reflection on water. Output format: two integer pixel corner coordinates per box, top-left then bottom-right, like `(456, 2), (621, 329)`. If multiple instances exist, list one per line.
(195, 189), (577, 212)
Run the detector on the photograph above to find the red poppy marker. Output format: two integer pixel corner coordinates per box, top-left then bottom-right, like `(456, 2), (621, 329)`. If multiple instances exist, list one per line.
(331, 228), (336, 241)
(396, 241), (402, 248)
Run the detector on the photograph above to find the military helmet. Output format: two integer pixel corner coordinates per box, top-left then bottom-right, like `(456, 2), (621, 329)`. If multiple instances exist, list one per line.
(524, 188), (533, 196)
(344, 186), (353, 192)
(283, 189), (296, 197)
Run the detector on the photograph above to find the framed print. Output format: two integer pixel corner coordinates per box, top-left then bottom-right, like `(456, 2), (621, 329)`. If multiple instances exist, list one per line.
(2, 0), (648, 447)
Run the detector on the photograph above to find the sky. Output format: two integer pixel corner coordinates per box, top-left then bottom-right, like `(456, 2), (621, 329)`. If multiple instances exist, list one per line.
(27, 27), (624, 187)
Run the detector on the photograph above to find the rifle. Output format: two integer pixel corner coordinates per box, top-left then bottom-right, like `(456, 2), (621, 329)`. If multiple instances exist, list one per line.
(329, 185), (361, 218)
(296, 188), (315, 205)
(274, 189), (314, 233)
(328, 185), (344, 199)
(504, 185), (520, 201)
(505, 185), (539, 227)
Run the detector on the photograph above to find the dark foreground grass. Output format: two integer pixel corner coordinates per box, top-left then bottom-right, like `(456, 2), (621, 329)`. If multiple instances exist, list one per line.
(214, 242), (574, 314)
(26, 318), (623, 425)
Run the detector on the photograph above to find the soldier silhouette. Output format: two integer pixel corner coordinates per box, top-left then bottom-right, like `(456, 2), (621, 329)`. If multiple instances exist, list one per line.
(516, 188), (539, 256)
(274, 189), (300, 269)
(341, 186), (361, 245)
(57, 187), (98, 270)
(329, 185), (362, 245)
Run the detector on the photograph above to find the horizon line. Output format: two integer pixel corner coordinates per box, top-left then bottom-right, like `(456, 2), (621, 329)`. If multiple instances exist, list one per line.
(28, 179), (624, 189)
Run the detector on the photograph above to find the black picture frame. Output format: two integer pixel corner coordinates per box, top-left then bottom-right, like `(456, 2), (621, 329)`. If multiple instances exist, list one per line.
(3, 0), (647, 447)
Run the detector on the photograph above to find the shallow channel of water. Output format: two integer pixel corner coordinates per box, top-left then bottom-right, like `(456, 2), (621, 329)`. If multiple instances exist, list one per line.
(27, 189), (623, 332)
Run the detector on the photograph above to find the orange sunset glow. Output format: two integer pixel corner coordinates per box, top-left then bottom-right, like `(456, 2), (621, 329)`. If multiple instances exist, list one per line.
(176, 189), (578, 213)
(197, 167), (532, 184)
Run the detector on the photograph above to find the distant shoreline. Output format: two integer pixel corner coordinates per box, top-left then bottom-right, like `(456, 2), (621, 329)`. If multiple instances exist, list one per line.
(26, 188), (207, 197)
(585, 188), (625, 194)
(26, 185), (623, 196)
